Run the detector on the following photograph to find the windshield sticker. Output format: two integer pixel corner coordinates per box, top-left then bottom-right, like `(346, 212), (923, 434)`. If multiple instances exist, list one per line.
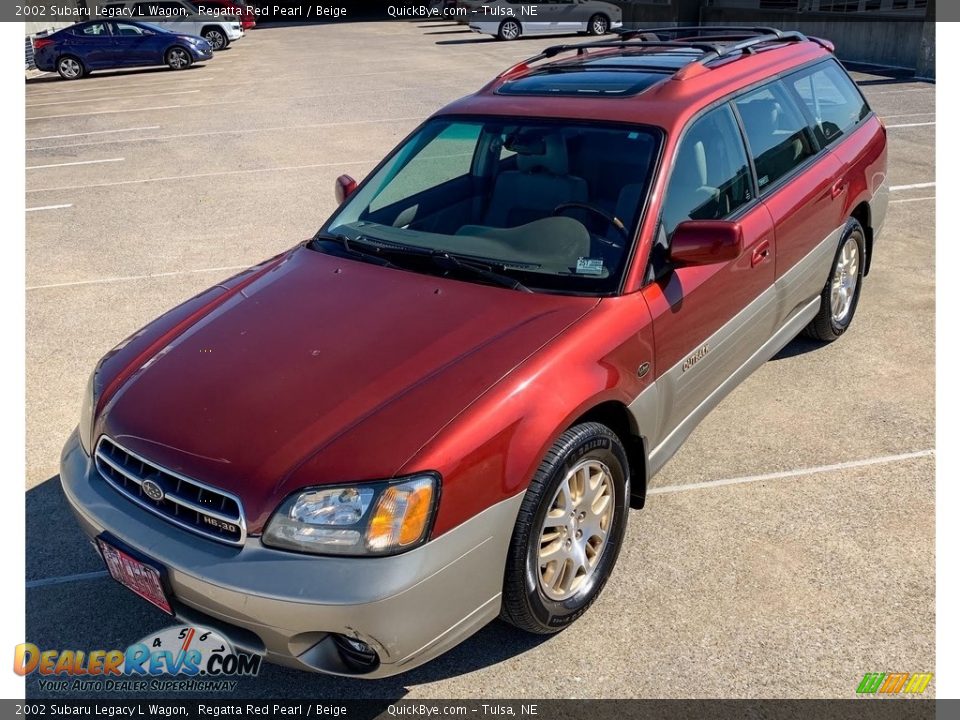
(576, 257), (605, 276)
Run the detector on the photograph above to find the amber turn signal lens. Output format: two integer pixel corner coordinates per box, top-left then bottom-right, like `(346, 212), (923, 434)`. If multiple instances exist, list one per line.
(366, 476), (435, 551)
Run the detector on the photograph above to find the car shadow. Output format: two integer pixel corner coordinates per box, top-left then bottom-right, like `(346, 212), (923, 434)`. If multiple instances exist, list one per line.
(770, 335), (825, 361)
(25, 475), (551, 700)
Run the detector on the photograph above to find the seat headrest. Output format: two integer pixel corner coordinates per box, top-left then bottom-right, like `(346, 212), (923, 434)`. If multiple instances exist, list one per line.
(515, 134), (569, 176)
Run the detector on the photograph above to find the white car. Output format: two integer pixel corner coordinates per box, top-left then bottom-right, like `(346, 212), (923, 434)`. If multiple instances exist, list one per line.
(102, 0), (243, 50)
(468, 0), (623, 41)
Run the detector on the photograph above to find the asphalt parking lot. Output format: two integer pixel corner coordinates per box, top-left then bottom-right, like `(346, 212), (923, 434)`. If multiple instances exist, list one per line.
(24, 21), (935, 699)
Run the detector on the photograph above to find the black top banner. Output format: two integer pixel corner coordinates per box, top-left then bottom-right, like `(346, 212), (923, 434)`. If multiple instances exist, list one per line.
(11, 1), (940, 26)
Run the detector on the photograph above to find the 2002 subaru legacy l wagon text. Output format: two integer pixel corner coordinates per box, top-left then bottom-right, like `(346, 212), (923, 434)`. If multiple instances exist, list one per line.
(61, 27), (888, 677)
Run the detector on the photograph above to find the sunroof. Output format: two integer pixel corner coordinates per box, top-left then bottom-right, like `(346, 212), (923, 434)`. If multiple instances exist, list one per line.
(497, 68), (669, 97)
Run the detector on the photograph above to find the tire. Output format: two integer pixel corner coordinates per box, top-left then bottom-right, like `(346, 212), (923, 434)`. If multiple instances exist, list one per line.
(501, 422), (630, 634)
(498, 19), (521, 41)
(56, 55), (84, 81)
(588, 14), (610, 36)
(803, 218), (866, 342)
(202, 27), (229, 50)
(165, 46), (193, 71)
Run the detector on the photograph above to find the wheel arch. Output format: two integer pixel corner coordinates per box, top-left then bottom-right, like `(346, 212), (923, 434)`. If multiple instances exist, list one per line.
(566, 399), (648, 509)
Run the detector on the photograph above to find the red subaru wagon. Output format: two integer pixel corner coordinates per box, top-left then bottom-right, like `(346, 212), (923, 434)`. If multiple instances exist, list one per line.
(61, 27), (887, 677)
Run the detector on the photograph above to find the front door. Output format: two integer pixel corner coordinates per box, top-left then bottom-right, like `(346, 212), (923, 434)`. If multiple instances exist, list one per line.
(640, 103), (777, 470)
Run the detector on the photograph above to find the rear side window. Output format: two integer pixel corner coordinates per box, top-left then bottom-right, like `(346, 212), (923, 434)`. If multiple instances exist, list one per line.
(73, 22), (111, 36)
(661, 104), (752, 238)
(734, 82), (816, 192)
(789, 61), (870, 146)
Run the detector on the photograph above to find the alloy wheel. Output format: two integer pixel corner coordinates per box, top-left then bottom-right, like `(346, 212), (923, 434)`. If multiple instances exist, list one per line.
(537, 459), (614, 601)
(168, 48), (189, 69)
(59, 58), (81, 78)
(830, 236), (860, 323)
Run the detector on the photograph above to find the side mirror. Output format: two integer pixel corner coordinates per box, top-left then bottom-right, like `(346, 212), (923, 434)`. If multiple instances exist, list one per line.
(669, 220), (743, 266)
(334, 174), (357, 205)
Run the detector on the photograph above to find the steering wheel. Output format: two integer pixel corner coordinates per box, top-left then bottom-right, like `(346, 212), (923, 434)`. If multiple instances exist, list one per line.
(552, 202), (628, 246)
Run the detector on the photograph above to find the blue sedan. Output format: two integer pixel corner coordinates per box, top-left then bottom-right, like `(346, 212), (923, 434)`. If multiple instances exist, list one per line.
(33, 20), (213, 80)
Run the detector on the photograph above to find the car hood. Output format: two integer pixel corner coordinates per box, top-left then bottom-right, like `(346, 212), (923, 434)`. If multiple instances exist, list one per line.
(100, 246), (598, 531)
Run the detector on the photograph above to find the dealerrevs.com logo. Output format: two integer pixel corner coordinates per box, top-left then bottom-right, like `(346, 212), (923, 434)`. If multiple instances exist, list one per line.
(856, 672), (933, 695)
(14, 626), (261, 693)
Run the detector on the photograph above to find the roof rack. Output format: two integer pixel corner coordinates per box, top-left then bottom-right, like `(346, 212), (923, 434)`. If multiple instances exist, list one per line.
(615, 26), (787, 42)
(496, 26), (812, 83)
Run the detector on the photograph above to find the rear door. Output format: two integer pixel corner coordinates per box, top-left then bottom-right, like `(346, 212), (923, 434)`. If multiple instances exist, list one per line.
(641, 103), (776, 468)
(733, 79), (845, 329)
(67, 22), (115, 69)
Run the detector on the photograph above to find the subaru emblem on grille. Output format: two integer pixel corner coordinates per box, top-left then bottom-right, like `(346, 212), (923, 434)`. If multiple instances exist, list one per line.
(142, 479), (165, 502)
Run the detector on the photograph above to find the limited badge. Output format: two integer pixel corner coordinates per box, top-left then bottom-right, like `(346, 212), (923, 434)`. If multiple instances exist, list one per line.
(576, 257), (604, 276)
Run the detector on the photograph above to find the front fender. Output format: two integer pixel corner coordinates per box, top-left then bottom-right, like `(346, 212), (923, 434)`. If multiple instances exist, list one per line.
(405, 293), (655, 538)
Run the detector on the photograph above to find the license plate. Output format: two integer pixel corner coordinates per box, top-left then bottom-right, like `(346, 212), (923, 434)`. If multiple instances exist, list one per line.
(97, 537), (173, 615)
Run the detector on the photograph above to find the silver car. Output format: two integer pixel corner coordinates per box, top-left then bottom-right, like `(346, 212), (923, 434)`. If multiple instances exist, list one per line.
(468, 0), (623, 40)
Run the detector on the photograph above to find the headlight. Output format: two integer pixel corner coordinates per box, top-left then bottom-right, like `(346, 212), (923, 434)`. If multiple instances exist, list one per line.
(262, 474), (439, 556)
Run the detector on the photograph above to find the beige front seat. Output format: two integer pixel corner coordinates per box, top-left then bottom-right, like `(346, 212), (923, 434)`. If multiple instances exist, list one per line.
(484, 135), (588, 228)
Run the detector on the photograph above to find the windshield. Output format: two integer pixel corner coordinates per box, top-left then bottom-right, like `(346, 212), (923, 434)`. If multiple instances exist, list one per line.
(321, 117), (660, 294)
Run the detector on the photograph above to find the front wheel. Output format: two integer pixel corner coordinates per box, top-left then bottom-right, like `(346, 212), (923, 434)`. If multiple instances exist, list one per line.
(203, 28), (228, 50)
(165, 46), (193, 71)
(803, 218), (866, 342)
(588, 14), (610, 36)
(501, 422), (630, 634)
(498, 19), (521, 41)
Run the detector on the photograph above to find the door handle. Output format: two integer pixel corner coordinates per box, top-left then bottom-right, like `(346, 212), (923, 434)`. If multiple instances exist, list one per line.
(751, 240), (771, 268)
(831, 179), (847, 199)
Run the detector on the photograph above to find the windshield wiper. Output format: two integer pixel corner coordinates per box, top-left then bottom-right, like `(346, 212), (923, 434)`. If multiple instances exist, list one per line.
(429, 251), (533, 293)
(310, 232), (398, 269)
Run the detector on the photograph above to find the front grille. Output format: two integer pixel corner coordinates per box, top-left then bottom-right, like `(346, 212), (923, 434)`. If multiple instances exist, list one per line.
(95, 437), (246, 546)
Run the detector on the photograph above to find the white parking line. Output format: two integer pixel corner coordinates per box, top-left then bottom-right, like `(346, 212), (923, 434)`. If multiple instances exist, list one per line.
(867, 87), (935, 95)
(26, 571), (108, 589)
(25, 204), (73, 212)
(648, 449), (934, 496)
(27, 116), (423, 152)
(27, 159), (375, 194)
(26, 90), (200, 108)
(27, 126), (160, 141)
(24, 449), (935, 589)
(26, 158), (124, 171)
(886, 122), (936, 129)
(891, 196), (936, 204)
(891, 182), (936, 191)
(27, 104), (182, 121)
(881, 112), (935, 120)
(26, 77), (215, 97)
(27, 264), (250, 291)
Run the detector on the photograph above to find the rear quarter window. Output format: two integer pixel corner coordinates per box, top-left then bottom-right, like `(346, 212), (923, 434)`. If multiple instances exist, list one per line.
(789, 61), (870, 146)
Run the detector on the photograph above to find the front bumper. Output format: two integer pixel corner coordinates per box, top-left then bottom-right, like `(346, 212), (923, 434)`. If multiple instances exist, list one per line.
(59, 430), (522, 677)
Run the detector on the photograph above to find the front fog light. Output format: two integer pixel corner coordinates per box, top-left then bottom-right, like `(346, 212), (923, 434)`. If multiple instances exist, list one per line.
(262, 474), (439, 556)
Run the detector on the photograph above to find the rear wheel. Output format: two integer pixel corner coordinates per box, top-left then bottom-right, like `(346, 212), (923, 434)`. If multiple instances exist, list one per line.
(498, 19), (521, 41)
(202, 27), (229, 50)
(803, 218), (866, 342)
(165, 46), (192, 71)
(588, 14), (610, 36)
(501, 423), (630, 634)
(56, 55), (84, 80)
